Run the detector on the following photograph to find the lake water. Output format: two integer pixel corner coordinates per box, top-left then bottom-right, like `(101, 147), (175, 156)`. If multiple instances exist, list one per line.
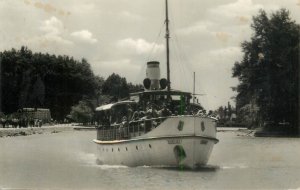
(1, 129), (300, 189)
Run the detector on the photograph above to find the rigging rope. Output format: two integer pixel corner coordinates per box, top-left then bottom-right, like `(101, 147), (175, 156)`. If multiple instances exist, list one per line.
(168, 6), (209, 106)
(146, 22), (165, 62)
(135, 21), (166, 83)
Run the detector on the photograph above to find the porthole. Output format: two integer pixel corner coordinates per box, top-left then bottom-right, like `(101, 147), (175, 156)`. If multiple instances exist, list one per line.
(126, 147), (128, 151)
(118, 148), (120, 152)
(136, 146), (138, 150)
(149, 144), (152, 148)
(112, 148), (113, 152)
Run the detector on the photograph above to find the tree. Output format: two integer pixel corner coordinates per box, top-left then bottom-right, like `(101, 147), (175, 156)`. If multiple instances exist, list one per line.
(0, 47), (143, 122)
(0, 47), (98, 121)
(227, 102), (232, 119)
(232, 9), (300, 129)
(102, 73), (129, 101)
(70, 100), (94, 125)
(127, 82), (143, 93)
(94, 76), (105, 105)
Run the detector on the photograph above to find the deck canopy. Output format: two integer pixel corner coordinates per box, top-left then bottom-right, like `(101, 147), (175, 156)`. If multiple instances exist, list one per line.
(95, 101), (137, 112)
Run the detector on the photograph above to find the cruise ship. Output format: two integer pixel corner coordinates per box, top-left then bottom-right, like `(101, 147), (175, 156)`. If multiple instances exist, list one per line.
(93, 0), (218, 169)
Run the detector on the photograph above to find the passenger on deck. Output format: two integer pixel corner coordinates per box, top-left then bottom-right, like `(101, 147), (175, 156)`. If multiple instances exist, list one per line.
(127, 106), (133, 121)
(145, 108), (152, 119)
(118, 116), (128, 139)
(145, 103), (159, 119)
(152, 108), (159, 118)
(131, 106), (145, 121)
(131, 111), (139, 121)
(139, 110), (145, 118)
(159, 104), (171, 117)
(173, 111), (178, 116)
(196, 109), (205, 116)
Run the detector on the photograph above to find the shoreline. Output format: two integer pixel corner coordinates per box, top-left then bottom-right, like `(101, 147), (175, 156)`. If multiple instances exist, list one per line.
(253, 126), (300, 137)
(217, 127), (255, 137)
(0, 124), (74, 138)
(218, 127), (300, 138)
(3, 125), (296, 138)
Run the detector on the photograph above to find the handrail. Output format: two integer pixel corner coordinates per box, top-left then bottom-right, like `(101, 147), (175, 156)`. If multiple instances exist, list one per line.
(96, 117), (168, 141)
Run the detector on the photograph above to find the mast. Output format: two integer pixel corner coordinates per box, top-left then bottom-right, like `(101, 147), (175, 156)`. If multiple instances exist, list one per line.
(298, 28), (300, 135)
(165, 0), (171, 95)
(193, 72), (195, 104)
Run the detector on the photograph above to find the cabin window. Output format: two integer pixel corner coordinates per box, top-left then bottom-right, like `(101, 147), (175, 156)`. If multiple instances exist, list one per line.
(112, 148), (114, 152)
(136, 146), (138, 150)
(149, 144), (152, 148)
(118, 148), (120, 152)
(126, 147), (128, 151)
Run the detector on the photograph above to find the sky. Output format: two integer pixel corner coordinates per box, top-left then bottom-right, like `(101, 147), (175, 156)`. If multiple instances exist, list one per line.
(1, 0), (300, 110)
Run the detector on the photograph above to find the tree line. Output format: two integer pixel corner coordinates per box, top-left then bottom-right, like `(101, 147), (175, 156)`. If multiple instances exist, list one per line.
(232, 9), (300, 131)
(0, 47), (142, 123)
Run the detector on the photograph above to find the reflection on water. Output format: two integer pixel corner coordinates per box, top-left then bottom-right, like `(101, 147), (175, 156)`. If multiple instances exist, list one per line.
(1, 130), (300, 189)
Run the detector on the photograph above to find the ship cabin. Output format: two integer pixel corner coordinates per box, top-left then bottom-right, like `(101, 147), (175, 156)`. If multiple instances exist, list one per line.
(130, 90), (192, 115)
(95, 90), (203, 141)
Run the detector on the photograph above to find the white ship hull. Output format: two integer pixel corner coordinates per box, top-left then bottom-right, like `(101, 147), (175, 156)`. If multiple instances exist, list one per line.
(94, 116), (218, 169)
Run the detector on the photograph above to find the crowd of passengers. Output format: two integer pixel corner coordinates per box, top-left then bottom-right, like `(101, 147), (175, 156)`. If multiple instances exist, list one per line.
(129, 102), (212, 121)
(98, 101), (214, 127)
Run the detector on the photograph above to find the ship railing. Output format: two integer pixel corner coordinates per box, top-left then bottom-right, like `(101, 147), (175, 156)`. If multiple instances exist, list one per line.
(128, 117), (168, 137)
(96, 117), (168, 141)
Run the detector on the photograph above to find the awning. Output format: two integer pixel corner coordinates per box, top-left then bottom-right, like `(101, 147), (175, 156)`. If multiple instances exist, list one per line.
(95, 104), (114, 111)
(95, 101), (137, 111)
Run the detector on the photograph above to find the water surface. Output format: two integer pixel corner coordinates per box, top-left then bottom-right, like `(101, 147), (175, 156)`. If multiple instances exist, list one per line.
(1, 130), (300, 189)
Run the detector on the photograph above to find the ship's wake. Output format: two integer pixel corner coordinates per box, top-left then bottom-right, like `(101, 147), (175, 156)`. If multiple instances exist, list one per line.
(76, 151), (129, 169)
(95, 163), (129, 170)
(77, 152), (98, 166)
(220, 164), (248, 170)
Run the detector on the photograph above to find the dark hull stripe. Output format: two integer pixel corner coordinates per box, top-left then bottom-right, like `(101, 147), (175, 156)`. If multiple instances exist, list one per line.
(93, 135), (219, 145)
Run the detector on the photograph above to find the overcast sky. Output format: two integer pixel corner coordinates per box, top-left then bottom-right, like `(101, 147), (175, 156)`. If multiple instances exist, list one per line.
(1, 0), (300, 110)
